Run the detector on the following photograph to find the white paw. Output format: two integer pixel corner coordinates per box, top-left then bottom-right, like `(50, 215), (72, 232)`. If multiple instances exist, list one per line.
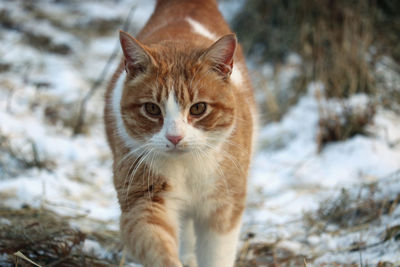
(181, 253), (197, 267)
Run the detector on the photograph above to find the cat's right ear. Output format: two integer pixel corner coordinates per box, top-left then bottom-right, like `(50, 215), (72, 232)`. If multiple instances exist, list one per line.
(119, 31), (153, 77)
(202, 33), (237, 80)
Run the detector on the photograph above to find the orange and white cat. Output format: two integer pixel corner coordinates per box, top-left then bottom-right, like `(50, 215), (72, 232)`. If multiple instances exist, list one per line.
(104, 0), (256, 266)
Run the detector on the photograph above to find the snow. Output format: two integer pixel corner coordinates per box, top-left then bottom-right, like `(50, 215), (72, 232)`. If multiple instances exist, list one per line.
(0, 0), (399, 265)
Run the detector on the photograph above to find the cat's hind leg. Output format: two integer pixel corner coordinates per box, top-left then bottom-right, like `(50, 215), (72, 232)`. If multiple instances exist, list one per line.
(179, 217), (197, 267)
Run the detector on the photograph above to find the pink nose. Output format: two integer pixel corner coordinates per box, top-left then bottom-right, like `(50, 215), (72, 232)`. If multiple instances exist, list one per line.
(167, 135), (183, 145)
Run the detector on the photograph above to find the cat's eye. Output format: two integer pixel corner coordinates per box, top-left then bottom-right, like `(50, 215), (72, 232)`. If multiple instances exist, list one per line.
(144, 103), (161, 116)
(190, 102), (207, 116)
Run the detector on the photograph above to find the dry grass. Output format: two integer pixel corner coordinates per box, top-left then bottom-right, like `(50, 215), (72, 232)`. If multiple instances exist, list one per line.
(0, 205), (122, 267)
(23, 31), (71, 55)
(316, 102), (376, 151)
(21, 1), (124, 37)
(235, 241), (310, 267)
(297, 0), (376, 98)
(43, 101), (99, 135)
(252, 62), (308, 123)
(233, 0), (399, 148)
(305, 182), (400, 230)
(234, 0), (398, 97)
(0, 131), (56, 179)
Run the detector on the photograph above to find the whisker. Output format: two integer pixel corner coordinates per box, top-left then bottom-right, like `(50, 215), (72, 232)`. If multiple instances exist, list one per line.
(201, 143), (245, 177)
(116, 142), (151, 170)
(206, 137), (246, 152)
(123, 148), (153, 207)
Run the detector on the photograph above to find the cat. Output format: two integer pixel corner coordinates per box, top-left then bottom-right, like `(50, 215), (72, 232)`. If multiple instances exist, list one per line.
(104, 0), (257, 266)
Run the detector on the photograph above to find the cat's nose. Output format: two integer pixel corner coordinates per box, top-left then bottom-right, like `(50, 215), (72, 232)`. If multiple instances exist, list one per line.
(166, 135), (183, 145)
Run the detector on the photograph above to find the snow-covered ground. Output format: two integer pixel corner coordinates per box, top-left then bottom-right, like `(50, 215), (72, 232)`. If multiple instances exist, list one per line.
(0, 0), (399, 266)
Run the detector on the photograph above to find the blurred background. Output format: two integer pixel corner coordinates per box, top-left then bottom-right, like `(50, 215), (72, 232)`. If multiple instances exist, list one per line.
(0, 0), (399, 266)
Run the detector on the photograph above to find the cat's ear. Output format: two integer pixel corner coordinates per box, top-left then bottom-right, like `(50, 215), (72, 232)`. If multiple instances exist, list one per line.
(203, 33), (237, 79)
(119, 31), (153, 77)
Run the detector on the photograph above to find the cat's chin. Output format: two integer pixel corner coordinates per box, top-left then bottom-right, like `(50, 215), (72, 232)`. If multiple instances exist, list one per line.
(163, 148), (190, 155)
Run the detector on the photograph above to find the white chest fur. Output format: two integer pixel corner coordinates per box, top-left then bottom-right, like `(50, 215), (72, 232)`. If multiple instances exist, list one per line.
(156, 152), (221, 215)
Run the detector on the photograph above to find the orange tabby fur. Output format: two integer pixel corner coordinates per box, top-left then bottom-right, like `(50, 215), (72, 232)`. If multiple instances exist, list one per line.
(104, 0), (256, 266)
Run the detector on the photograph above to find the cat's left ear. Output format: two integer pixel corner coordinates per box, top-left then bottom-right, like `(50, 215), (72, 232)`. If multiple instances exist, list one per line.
(203, 34), (237, 79)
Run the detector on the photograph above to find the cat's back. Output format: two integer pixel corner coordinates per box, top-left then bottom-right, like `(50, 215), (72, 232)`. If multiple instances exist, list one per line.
(138, 0), (230, 43)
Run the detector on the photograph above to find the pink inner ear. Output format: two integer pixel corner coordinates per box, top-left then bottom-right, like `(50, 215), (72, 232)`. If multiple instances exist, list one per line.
(207, 34), (237, 77)
(219, 43), (235, 75)
(222, 39), (236, 65)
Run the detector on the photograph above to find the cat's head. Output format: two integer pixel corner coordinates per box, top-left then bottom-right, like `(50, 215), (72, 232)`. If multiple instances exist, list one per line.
(117, 31), (238, 159)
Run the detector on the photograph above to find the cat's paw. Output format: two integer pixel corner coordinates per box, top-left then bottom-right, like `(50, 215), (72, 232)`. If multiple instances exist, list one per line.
(181, 254), (197, 267)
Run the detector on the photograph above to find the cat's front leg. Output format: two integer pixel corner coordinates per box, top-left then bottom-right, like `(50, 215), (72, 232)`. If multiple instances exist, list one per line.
(194, 220), (242, 267)
(180, 217), (197, 267)
(120, 199), (182, 267)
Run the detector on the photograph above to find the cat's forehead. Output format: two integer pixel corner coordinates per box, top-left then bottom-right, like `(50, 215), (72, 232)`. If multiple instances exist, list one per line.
(153, 76), (195, 105)
(150, 42), (204, 65)
(124, 44), (232, 106)
(148, 60), (204, 104)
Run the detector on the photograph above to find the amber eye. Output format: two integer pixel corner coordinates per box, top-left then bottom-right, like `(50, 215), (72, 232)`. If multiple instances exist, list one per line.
(190, 102), (207, 116)
(144, 103), (161, 116)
